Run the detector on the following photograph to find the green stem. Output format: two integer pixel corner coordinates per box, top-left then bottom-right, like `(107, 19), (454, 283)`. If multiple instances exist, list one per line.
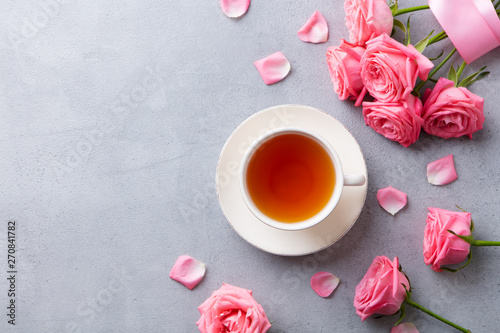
(495, 0), (500, 9)
(471, 240), (500, 246)
(427, 31), (448, 46)
(415, 48), (457, 93)
(394, 5), (430, 16)
(456, 61), (466, 82)
(405, 299), (470, 333)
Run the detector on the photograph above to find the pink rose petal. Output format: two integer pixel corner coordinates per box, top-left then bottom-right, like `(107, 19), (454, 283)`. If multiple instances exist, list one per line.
(310, 271), (340, 297)
(298, 11), (329, 43)
(220, 0), (251, 18)
(427, 154), (458, 185)
(254, 52), (291, 85)
(169, 255), (206, 290)
(377, 186), (407, 215)
(391, 322), (420, 333)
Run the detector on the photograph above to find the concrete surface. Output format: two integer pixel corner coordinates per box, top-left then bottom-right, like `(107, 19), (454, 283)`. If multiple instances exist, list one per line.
(1, 0), (499, 332)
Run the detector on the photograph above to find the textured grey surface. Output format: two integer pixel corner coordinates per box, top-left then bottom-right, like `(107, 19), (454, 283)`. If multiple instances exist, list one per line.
(1, 0), (500, 332)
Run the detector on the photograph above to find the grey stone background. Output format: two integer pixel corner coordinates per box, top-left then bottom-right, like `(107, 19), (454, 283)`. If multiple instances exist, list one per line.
(1, 0), (499, 332)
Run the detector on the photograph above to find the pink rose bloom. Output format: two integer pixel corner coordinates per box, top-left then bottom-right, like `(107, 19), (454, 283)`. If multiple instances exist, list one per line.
(422, 77), (485, 139)
(326, 39), (366, 101)
(361, 33), (434, 102)
(344, 0), (393, 46)
(196, 283), (271, 333)
(354, 256), (410, 321)
(423, 207), (472, 272)
(363, 94), (423, 147)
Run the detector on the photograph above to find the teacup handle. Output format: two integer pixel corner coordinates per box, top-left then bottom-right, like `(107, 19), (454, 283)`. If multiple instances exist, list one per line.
(344, 174), (366, 186)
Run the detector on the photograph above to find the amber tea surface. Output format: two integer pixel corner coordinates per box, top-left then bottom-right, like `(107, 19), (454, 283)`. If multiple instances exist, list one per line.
(246, 133), (335, 223)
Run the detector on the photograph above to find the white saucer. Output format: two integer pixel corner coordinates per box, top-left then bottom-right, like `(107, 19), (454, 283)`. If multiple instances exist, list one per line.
(216, 105), (368, 256)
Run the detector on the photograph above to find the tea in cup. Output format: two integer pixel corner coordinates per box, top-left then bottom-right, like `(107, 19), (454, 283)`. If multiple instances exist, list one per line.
(240, 128), (365, 231)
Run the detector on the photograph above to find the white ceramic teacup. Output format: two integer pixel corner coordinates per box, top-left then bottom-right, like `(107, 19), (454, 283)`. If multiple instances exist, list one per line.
(240, 128), (365, 231)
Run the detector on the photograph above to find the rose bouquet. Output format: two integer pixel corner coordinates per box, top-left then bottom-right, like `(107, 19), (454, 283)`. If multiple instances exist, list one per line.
(326, 0), (495, 147)
(170, 1), (500, 332)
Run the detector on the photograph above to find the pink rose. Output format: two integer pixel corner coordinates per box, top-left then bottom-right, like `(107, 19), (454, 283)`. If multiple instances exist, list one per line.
(423, 207), (472, 272)
(360, 33), (434, 102)
(363, 94), (423, 147)
(344, 0), (393, 46)
(196, 283), (271, 333)
(354, 256), (410, 321)
(422, 77), (485, 139)
(326, 39), (366, 101)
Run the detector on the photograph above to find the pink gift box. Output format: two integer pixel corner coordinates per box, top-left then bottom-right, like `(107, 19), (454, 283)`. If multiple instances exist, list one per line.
(429, 0), (500, 63)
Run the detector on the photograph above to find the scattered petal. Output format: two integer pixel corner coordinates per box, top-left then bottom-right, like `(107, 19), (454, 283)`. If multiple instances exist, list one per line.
(220, 0), (251, 18)
(169, 255), (206, 290)
(254, 52), (291, 85)
(427, 154), (458, 185)
(377, 186), (407, 215)
(391, 322), (420, 333)
(297, 11), (329, 43)
(310, 271), (340, 297)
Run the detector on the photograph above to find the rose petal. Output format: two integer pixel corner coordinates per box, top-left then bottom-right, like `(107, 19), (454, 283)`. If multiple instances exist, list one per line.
(169, 255), (206, 290)
(427, 154), (458, 185)
(377, 186), (407, 215)
(310, 271), (340, 297)
(391, 322), (420, 333)
(297, 11), (329, 43)
(220, 0), (251, 18)
(254, 52), (291, 85)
